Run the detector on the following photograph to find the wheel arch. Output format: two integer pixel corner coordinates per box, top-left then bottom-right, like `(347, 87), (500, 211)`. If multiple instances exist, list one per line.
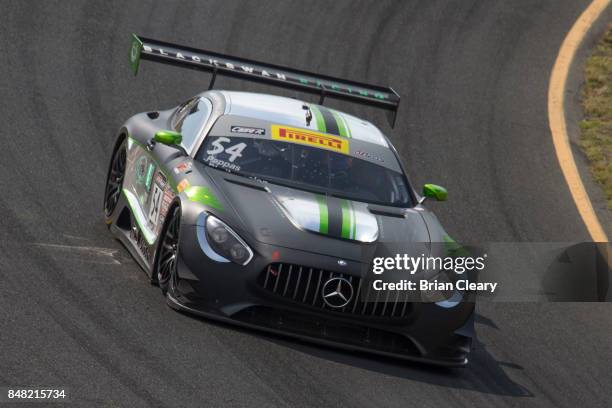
(151, 196), (184, 284)
(103, 127), (130, 221)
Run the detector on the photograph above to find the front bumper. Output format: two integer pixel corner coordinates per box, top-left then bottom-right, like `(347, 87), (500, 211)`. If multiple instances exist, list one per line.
(174, 225), (475, 367)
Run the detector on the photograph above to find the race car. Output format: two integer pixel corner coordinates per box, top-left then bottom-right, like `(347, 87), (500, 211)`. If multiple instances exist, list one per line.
(104, 35), (475, 366)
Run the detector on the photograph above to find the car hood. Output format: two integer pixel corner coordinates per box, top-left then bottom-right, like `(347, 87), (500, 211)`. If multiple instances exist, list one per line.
(272, 185), (379, 243)
(208, 170), (431, 262)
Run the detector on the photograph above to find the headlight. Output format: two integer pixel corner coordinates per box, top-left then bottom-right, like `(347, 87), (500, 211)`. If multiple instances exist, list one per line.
(205, 215), (253, 265)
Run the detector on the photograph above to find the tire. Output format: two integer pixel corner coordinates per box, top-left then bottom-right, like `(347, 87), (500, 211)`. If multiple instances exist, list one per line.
(104, 139), (127, 221)
(156, 205), (181, 295)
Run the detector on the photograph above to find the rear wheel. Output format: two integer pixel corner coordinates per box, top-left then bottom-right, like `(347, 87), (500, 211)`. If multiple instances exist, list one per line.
(104, 139), (127, 219)
(156, 205), (181, 295)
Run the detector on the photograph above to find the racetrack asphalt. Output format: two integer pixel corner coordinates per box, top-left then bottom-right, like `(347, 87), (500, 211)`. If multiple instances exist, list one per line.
(1, 1), (611, 407)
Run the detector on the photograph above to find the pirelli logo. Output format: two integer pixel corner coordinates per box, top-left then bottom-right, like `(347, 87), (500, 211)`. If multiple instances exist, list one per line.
(271, 125), (349, 154)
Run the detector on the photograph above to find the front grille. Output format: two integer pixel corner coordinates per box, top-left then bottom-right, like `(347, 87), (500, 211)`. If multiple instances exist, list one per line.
(257, 263), (413, 319)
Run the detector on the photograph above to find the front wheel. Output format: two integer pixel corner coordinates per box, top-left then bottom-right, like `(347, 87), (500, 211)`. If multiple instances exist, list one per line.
(156, 205), (181, 295)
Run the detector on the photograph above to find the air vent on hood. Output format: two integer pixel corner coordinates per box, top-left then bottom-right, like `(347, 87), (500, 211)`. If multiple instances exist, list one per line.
(224, 177), (270, 192)
(367, 204), (407, 218)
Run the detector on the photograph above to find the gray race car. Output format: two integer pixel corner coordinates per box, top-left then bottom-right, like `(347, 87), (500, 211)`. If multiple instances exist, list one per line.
(104, 35), (475, 366)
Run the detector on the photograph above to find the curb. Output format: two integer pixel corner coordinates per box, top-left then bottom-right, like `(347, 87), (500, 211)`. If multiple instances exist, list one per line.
(563, 3), (612, 239)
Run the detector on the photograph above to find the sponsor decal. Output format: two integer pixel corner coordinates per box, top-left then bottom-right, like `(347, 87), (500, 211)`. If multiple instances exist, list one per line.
(135, 156), (148, 184)
(204, 155), (241, 172)
(231, 126), (265, 135)
(177, 178), (190, 193)
(271, 125), (349, 154)
(162, 189), (174, 206)
(145, 171), (170, 231)
(173, 161), (192, 175)
(130, 42), (139, 63)
(131, 224), (153, 263)
(158, 188), (175, 229)
(155, 171), (168, 188)
(144, 163), (155, 192)
(355, 149), (384, 163)
(141, 43), (393, 102)
(133, 157), (155, 205)
(148, 182), (164, 226)
(129, 34), (143, 75)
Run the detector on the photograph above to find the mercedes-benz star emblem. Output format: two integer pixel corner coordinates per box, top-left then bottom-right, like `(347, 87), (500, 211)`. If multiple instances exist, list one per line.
(321, 277), (354, 308)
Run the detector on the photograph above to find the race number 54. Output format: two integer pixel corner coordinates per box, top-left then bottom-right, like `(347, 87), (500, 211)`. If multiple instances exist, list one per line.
(206, 137), (246, 162)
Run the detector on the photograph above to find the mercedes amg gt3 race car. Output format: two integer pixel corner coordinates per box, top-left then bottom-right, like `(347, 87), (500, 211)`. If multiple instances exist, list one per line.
(103, 35), (475, 366)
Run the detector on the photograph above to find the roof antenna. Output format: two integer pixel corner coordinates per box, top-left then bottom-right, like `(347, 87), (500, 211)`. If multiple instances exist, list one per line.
(208, 67), (218, 90)
(318, 84), (327, 105)
(302, 104), (313, 126)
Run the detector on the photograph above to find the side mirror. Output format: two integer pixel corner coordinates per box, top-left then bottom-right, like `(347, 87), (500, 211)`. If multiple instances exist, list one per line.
(154, 130), (182, 146)
(422, 184), (448, 201)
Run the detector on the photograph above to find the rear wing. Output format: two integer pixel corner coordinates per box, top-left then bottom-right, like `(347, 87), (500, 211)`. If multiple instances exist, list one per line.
(128, 34), (400, 127)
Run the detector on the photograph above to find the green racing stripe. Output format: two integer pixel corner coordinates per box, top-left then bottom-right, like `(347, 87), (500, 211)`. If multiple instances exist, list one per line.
(309, 104), (351, 138)
(310, 105), (327, 133)
(316, 194), (329, 234)
(277, 191), (377, 242)
(331, 110), (350, 138)
(340, 199), (351, 239)
(320, 196), (357, 240)
(350, 200), (357, 239)
(340, 199), (357, 239)
(317, 106), (339, 135)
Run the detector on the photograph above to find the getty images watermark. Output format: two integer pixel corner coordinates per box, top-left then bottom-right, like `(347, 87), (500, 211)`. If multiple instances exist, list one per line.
(369, 253), (497, 296)
(360, 242), (611, 303)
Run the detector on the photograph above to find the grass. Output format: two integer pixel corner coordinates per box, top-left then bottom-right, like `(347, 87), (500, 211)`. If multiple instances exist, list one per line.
(580, 23), (612, 210)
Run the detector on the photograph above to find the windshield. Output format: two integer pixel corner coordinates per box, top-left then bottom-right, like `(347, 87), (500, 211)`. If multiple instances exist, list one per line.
(196, 136), (412, 207)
